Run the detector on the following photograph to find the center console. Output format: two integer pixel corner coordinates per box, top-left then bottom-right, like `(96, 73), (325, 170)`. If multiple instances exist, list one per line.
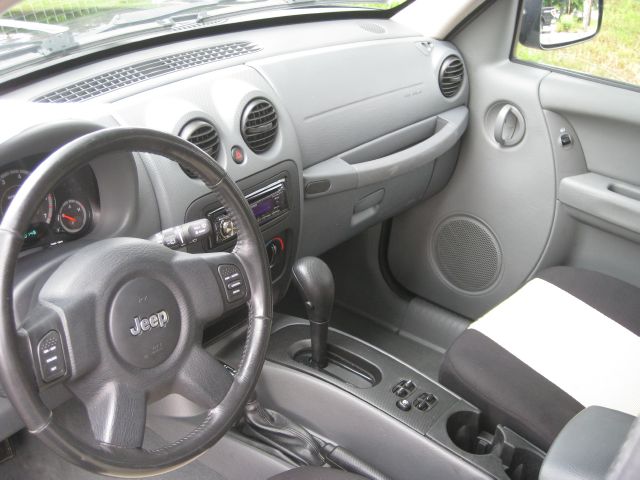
(185, 159), (300, 303)
(188, 196), (546, 480)
(258, 320), (544, 480)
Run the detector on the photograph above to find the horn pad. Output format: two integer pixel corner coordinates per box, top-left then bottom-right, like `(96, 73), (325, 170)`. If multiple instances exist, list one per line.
(108, 278), (181, 369)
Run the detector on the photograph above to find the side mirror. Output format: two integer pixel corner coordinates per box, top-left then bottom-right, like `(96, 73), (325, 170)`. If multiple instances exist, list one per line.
(519, 0), (603, 50)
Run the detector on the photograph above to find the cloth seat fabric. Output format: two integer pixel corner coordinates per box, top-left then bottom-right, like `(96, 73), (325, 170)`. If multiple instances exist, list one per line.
(439, 267), (640, 450)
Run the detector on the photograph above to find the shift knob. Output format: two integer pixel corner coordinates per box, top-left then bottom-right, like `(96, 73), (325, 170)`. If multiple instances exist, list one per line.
(291, 257), (334, 368)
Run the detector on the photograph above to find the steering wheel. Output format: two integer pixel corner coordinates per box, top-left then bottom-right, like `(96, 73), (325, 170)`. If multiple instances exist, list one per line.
(0, 127), (272, 477)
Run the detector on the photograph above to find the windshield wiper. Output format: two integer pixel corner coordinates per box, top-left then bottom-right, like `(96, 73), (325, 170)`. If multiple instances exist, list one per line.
(0, 18), (78, 55)
(101, 0), (374, 34)
(100, 0), (257, 33)
(283, 0), (380, 8)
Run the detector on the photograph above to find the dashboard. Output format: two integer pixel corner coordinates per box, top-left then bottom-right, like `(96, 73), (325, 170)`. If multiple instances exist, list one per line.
(0, 160), (99, 250)
(0, 17), (469, 440)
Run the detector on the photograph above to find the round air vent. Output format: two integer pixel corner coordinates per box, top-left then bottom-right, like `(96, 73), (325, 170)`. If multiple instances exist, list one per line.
(179, 119), (220, 178)
(433, 216), (502, 293)
(439, 55), (465, 98)
(241, 98), (278, 154)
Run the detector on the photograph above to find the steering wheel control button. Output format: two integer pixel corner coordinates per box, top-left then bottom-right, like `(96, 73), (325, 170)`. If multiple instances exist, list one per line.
(37, 330), (66, 382)
(218, 264), (247, 302)
(396, 398), (412, 412)
(392, 379), (416, 398)
(109, 278), (181, 369)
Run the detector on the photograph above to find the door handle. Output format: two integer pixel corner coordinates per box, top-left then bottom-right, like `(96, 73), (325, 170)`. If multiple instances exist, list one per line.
(493, 104), (525, 147)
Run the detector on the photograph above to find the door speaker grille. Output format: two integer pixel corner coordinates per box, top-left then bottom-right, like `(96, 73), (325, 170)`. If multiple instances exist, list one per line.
(433, 216), (501, 293)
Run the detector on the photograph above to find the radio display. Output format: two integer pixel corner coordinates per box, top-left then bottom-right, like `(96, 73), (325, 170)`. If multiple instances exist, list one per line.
(251, 197), (276, 219)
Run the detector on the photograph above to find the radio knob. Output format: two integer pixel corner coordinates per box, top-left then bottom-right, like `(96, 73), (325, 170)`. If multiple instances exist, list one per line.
(220, 219), (235, 239)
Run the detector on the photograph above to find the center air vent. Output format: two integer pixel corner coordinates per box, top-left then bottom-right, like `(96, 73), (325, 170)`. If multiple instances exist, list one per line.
(241, 99), (278, 154)
(439, 55), (465, 98)
(179, 120), (220, 178)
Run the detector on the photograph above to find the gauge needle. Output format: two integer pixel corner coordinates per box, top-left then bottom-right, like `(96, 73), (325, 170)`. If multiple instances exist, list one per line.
(62, 214), (77, 222)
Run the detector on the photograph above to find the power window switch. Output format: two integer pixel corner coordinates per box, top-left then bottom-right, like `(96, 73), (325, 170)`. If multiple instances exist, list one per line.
(414, 393), (438, 411)
(392, 379), (416, 397)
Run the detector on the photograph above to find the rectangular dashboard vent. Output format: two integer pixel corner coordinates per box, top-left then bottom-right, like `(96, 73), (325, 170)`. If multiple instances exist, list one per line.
(34, 41), (261, 103)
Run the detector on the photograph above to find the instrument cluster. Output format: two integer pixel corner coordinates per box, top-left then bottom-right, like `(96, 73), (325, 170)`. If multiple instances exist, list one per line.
(0, 159), (99, 250)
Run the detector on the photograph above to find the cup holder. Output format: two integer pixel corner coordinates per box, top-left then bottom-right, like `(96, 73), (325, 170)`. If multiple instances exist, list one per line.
(446, 410), (494, 455)
(505, 446), (544, 480)
(445, 411), (544, 480)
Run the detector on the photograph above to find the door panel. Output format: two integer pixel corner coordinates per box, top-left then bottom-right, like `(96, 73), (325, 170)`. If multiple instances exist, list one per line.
(540, 74), (640, 184)
(536, 74), (640, 289)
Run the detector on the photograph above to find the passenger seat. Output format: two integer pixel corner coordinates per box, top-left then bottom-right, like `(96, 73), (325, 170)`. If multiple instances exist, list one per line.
(439, 267), (640, 450)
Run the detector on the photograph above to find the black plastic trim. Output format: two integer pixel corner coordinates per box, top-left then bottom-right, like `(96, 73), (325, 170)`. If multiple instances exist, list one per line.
(378, 219), (412, 302)
(0, 3), (414, 96)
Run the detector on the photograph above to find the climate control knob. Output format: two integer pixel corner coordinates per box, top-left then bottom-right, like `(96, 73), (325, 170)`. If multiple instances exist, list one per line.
(265, 236), (285, 267)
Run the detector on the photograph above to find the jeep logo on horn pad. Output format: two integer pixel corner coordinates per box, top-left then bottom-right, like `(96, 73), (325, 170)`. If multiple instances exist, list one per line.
(129, 310), (169, 336)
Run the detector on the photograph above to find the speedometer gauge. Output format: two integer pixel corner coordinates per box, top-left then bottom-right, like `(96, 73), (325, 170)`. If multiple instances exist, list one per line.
(0, 169), (55, 224)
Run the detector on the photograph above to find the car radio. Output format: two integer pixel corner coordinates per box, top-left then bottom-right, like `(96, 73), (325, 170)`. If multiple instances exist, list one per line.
(207, 178), (288, 246)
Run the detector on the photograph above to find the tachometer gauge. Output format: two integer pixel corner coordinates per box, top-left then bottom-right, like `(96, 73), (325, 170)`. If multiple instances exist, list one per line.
(0, 169), (55, 224)
(58, 199), (88, 234)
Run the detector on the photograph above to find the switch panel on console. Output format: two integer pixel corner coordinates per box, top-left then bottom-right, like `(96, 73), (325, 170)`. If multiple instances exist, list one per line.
(392, 379), (416, 398)
(414, 392), (438, 411)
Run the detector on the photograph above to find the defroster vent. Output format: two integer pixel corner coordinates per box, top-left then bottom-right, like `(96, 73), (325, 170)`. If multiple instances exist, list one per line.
(34, 41), (261, 103)
(438, 55), (465, 98)
(241, 99), (278, 154)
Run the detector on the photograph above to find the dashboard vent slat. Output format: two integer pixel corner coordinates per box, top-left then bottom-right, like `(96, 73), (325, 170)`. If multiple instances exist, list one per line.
(438, 55), (465, 99)
(241, 99), (278, 154)
(34, 41), (261, 103)
(178, 120), (220, 179)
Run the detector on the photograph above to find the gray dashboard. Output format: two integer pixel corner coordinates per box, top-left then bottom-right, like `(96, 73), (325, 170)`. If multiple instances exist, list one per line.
(0, 17), (468, 440)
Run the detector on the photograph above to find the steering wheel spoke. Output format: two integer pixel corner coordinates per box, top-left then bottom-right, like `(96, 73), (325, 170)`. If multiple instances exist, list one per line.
(73, 380), (147, 449)
(174, 346), (234, 409)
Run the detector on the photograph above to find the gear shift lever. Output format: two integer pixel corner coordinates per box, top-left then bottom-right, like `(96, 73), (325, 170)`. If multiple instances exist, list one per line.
(291, 257), (334, 369)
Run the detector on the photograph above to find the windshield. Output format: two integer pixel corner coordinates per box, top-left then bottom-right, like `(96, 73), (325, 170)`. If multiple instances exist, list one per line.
(0, 0), (409, 79)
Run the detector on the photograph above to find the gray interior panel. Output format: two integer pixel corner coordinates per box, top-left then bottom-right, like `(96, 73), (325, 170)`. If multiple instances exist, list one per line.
(540, 74), (640, 185)
(300, 107), (468, 255)
(388, 0), (556, 319)
(251, 38), (467, 169)
(533, 62), (640, 286)
(559, 173), (640, 236)
(540, 407), (634, 480)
